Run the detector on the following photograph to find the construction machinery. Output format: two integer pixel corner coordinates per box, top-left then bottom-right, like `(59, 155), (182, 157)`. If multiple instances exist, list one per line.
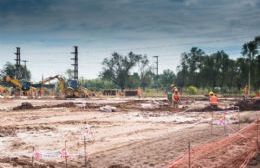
(40, 75), (88, 98)
(3, 75), (37, 96)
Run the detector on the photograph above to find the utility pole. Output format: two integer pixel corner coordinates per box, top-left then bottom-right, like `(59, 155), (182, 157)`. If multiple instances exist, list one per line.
(153, 56), (159, 89)
(248, 53), (251, 96)
(22, 60), (28, 80)
(14, 47), (21, 79)
(22, 60), (28, 67)
(71, 46), (79, 80)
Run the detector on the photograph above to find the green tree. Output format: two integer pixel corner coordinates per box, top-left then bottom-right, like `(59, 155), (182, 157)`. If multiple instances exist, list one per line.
(65, 69), (74, 79)
(100, 52), (142, 90)
(127, 73), (140, 89)
(241, 40), (258, 93)
(81, 78), (115, 91)
(159, 69), (176, 89)
(138, 55), (152, 90)
(0, 62), (31, 81)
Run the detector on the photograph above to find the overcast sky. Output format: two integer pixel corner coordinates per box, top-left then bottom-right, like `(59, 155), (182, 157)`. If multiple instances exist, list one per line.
(0, 0), (259, 81)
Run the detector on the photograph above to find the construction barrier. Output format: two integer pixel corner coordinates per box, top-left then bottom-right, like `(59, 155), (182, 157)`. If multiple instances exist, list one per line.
(167, 121), (259, 168)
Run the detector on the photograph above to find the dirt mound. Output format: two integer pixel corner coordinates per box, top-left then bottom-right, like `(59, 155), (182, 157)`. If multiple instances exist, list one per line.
(0, 126), (16, 137)
(187, 105), (223, 112)
(13, 102), (77, 111)
(108, 164), (130, 168)
(51, 102), (76, 108)
(235, 99), (260, 111)
(13, 102), (34, 110)
(0, 125), (55, 137)
(0, 156), (82, 168)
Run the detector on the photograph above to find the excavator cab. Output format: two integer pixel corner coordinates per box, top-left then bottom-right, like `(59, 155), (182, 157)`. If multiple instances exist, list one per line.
(21, 80), (31, 91)
(67, 79), (79, 90)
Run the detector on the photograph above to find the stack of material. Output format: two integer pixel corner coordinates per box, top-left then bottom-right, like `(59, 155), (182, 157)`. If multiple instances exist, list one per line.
(168, 122), (259, 168)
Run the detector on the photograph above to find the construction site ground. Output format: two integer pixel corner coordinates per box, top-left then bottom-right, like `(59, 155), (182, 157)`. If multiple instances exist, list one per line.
(0, 97), (259, 168)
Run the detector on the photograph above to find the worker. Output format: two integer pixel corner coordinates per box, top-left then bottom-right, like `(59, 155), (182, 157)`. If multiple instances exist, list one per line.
(243, 85), (249, 99)
(167, 84), (175, 106)
(209, 91), (218, 109)
(137, 87), (142, 99)
(172, 88), (180, 108)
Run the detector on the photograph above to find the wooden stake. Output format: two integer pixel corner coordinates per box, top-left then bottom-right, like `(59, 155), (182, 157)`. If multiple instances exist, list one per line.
(65, 140), (68, 168)
(84, 136), (87, 167)
(238, 109), (241, 130)
(211, 111), (213, 135)
(224, 113), (227, 135)
(188, 140), (191, 168)
(32, 146), (35, 167)
(257, 117), (259, 150)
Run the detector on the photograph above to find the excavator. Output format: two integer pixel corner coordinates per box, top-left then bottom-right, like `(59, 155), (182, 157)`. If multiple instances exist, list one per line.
(3, 75), (37, 96)
(40, 75), (88, 98)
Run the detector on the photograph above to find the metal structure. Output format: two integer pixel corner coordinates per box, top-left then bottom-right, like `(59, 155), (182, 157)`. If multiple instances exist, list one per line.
(14, 47), (21, 79)
(71, 46), (79, 80)
(153, 56), (159, 89)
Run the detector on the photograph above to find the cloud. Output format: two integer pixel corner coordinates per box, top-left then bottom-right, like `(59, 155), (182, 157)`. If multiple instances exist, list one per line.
(0, 0), (259, 80)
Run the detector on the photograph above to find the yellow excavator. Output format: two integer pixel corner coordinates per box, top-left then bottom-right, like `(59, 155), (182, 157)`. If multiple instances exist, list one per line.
(40, 75), (88, 98)
(3, 75), (37, 96)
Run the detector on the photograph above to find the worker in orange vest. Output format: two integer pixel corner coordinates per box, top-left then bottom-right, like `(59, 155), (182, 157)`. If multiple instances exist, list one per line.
(172, 88), (180, 108)
(209, 91), (218, 109)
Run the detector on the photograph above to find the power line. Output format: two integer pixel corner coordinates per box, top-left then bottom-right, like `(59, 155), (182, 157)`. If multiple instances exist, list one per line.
(22, 60), (28, 67)
(18, 34), (256, 56)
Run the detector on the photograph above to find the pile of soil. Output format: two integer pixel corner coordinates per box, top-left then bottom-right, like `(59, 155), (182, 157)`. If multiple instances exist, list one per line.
(235, 98), (260, 111)
(0, 126), (16, 137)
(13, 102), (34, 110)
(13, 102), (77, 111)
(187, 105), (223, 112)
(51, 102), (76, 108)
(108, 165), (130, 168)
(0, 156), (73, 168)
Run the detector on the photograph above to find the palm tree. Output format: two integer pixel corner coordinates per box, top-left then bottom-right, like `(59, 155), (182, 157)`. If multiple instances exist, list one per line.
(241, 40), (258, 95)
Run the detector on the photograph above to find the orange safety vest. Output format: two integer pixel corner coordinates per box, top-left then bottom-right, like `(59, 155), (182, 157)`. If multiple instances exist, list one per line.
(210, 95), (218, 105)
(173, 93), (180, 102)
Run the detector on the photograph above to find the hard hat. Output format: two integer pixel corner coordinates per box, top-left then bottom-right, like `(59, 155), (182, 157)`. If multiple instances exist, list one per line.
(174, 88), (178, 92)
(209, 91), (214, 96)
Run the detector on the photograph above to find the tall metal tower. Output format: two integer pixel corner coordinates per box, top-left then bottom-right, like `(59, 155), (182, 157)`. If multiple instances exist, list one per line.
(153, 56), (159, 89)
(14, 47), (21, 79)
(71, 46), (79, 80)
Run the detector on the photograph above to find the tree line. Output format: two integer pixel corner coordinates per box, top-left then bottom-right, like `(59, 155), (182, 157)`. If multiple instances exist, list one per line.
(176, 45), (259, 91)
(0, 38), (259, 93)
(97, 39), (259, 92)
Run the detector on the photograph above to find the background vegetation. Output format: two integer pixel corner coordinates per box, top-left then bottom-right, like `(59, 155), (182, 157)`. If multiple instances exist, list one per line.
(0, 37), (259, 95)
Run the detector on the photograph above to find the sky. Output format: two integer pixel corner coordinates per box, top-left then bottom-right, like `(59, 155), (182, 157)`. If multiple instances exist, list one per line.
(0, 0), (259, 81)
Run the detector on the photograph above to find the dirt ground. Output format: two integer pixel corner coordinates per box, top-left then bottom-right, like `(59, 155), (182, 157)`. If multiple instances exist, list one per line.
(0, 97), (259, 168)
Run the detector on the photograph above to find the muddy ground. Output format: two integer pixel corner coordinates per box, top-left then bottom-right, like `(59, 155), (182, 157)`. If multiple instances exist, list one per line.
(0, 97), (259, 168)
